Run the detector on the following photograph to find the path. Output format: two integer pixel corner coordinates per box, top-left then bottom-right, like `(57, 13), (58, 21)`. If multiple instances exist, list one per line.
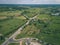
(1, 15), (37, 45)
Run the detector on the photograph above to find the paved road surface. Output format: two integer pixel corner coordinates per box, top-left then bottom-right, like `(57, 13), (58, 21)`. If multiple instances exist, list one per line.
(1, 15), (37, 45)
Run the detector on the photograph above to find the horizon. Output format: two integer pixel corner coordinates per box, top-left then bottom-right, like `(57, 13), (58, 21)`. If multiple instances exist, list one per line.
(0, 0), (60, 4)
(0, 4), (60, 5)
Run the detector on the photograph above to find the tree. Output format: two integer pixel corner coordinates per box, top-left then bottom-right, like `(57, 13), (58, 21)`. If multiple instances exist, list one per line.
(0, 34), (5, 41)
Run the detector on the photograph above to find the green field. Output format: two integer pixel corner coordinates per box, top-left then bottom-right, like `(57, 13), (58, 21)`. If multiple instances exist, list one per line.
(0, 6), (60, 45)
(0, 8), (27, 44)
(8, 43), (19, 45)
(0, 18), (26, 37)
(0, 11), (22, 16)
(8, 41), (26, 45)
(16, 14), (60, 45)
(0, 17), (27, 44)
(21, 8), (40, 18)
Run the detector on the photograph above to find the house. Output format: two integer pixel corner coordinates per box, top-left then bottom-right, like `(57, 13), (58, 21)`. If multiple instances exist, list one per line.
(51, 13), (60, 16)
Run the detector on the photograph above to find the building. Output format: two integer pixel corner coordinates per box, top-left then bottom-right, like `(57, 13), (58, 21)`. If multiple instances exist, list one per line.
(51, 13), (60, 16)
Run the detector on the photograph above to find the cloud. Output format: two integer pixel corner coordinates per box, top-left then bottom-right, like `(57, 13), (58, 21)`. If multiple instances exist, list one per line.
(55, 0), (60, 3)
(0, 0), (60, 4)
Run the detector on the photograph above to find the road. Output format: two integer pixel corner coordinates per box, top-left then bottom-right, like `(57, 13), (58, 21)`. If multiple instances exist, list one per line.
(1, 15), (37, 45)
(16, 38), (40, 45)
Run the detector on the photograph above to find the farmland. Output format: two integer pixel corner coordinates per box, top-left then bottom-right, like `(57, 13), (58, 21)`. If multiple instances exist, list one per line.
(0, 7), (27, 44)
(0, 5), (60, 45)
(16, 7), (60, 45)
(8, 43), (19, 45)
(16, 14), (60, 45)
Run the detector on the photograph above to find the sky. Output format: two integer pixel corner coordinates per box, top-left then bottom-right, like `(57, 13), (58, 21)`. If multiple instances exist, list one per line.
(0, 0), (60, 4)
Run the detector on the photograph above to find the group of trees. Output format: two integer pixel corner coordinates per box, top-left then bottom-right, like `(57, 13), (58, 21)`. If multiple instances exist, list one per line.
(0, 34), (5, 41)
(0, 6), (30, 12)
(40, 8), (60, 16)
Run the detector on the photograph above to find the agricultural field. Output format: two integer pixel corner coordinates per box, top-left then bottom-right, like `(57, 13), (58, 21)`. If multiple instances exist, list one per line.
(16, 13), (60, 45)
(0, 11), (21, 16)
(20, 8), (40, 18)
(0, 18), (27, 44)
(8, 43), (19, 45)
(0, 18), (26, 37)
(0, 5), (60, 45)
(16, 14), (50, 38)
(8, 41), (26, 45)
(0, 7), (27, 44)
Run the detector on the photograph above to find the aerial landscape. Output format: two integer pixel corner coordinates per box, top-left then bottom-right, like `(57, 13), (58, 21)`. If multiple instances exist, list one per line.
(0, 0), (60, 45)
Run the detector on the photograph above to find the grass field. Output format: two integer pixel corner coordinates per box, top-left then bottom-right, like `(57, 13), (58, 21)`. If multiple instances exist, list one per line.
(0, 6), (60, 45)
(0, 16), (27, 44)
(8, 41), (26, 45)
(0, 11), (22, 16)
(16, 14), (60, 45)
(0, 18), (26, 37)
(8, 43), (19, 45)
(21, 8), (40, 18)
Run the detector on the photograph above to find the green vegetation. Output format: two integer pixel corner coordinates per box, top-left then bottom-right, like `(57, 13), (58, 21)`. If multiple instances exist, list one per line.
(0, 6), (60, 45)
(37, 15), (60, 45)
(16, 24), (38, 38)
(0, 18), (26, 37)
(16, 14), (60, 45)
(0, 11), (21, 16)
(21, 8), (40, 18)
(8, 43), (19, 45)
(0, 18), (26, 44)
(0, 7), (27, 44)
